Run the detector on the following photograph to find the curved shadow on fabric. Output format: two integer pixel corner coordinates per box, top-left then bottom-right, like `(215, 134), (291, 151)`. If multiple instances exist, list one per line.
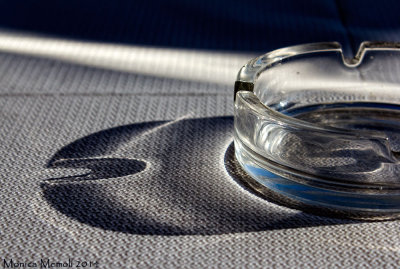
(42, 116), (357, 236)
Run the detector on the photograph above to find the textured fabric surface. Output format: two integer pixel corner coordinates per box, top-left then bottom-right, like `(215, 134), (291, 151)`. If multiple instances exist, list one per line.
(2, 1), (400, 268)
(1, 45), (400, 269)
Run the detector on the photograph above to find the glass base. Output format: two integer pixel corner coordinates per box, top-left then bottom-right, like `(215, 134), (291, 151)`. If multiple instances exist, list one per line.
(234, 138), (400, 220)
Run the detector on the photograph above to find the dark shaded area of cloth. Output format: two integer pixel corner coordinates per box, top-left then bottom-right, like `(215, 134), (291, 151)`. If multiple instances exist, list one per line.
(0, 0), (399, 54)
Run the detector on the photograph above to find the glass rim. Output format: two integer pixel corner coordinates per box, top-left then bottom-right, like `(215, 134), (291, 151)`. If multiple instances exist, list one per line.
(234, 41), (400, 139)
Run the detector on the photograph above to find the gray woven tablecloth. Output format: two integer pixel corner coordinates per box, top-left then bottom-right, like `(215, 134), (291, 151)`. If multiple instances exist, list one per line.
(1, 1), (400, 267)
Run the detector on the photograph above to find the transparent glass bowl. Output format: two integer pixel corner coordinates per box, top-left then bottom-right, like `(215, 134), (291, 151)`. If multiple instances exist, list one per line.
(234, 41), (400, 220)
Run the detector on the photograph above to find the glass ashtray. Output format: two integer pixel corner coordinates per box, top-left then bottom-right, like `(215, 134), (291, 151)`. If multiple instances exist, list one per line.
(234, 41), (400, 220)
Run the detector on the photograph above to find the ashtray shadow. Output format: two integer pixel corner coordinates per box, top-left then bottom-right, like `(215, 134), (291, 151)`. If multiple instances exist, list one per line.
(41, 116), (358, 236)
